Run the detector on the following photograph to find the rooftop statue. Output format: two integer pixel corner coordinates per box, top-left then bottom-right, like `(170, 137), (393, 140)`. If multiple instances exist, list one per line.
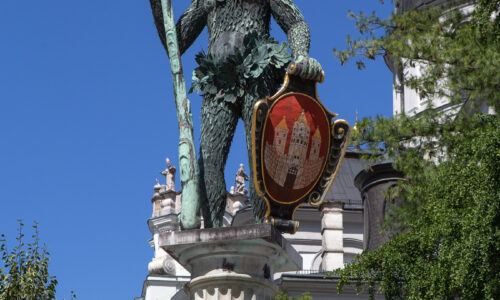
(160, 158), (176, 192)
(150, 0), (323, 228)
(234, 163), (249, 196)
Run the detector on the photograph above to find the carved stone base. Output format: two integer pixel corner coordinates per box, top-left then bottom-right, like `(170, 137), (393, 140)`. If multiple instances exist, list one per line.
(226, 193), (249, 215)
(187, 274), (276, 300)
(159, 224), (302, 300)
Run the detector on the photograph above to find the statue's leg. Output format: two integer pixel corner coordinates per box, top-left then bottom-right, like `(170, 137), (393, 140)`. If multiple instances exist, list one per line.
(242, 97), (267, 223)
(241, 76), (282, 222)
(199, 96), (239, 228)
(241, 68), (284, 223)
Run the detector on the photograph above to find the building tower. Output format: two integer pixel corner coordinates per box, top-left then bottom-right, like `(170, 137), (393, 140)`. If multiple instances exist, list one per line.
(265, 115), (289, 182)
(309, 128), (321, 161)
(274, 115), (288, 154)
(285, 110), (310, 189)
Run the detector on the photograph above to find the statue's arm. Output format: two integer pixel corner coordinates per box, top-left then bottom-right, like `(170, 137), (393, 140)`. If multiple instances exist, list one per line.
(269, 0), (310, 60)
(150, 0), (207, 55)
(270, 0), (323, 81)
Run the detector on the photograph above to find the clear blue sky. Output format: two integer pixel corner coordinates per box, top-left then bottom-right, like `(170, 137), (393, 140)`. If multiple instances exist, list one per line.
(0, 1), (393, 299)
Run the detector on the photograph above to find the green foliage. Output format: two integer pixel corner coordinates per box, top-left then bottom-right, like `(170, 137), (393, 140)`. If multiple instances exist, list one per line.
(190, 32), (291, 103)
(0, 221), (76, 300)
(275, 291), (312, 300)
(333, 0), (500, 113)
(336, 115), (500, 299)
(332, 1), (500, 299)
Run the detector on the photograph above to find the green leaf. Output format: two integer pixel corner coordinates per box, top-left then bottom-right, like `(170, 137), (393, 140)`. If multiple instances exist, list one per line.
(1, 221), (76, 299)
(190, 33), (291, 103)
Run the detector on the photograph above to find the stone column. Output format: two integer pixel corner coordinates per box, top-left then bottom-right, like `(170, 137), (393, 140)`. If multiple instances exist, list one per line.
(354, 162), (404, 251)
(159, 224), (302, 300)
(320, 201), (344, 271)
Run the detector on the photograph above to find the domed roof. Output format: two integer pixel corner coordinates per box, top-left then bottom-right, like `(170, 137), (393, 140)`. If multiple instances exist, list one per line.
(276, 115), (288, 129)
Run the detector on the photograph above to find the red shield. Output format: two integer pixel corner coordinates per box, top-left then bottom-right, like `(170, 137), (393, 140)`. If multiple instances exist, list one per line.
(251, 72), (350, 233)
(261, 93), (330, 204)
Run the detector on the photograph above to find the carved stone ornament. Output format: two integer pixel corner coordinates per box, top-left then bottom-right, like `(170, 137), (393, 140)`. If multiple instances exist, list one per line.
(162, 257), (176, 275)
(251, 66), (350, 233)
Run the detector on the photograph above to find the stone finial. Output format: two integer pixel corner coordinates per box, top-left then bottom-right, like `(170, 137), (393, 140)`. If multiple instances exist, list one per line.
(152, 179), (163, 217)
(152, 179), (162, 201)
(234, 163), (248, 196)
(160, 158), (176, 192)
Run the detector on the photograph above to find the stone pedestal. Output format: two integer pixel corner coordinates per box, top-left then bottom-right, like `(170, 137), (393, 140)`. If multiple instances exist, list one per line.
(159, 224), (302, 300)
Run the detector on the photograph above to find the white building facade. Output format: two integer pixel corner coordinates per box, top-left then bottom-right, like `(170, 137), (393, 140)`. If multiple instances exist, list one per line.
(389, 0), (492, 117)
(136, 151), (398, 300)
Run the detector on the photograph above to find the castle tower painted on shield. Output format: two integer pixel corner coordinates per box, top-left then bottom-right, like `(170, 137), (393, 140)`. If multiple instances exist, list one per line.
(264, 110), (324, 190)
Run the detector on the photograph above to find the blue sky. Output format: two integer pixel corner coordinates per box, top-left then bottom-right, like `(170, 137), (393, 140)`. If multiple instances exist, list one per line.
(0, 1), (393, 299)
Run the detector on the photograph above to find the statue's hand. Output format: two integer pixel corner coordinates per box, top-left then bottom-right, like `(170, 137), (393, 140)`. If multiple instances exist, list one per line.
(288, 56), (324, 83)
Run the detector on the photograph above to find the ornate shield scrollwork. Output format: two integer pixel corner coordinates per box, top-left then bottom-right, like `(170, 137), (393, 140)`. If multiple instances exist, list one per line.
(252, 70), (350, 233)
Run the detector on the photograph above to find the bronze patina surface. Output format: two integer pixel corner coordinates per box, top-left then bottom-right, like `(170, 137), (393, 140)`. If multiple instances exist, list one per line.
(150, 0), (324, 228)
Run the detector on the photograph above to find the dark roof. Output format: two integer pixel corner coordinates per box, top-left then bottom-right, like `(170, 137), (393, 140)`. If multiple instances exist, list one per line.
(324, 155), (369, 209)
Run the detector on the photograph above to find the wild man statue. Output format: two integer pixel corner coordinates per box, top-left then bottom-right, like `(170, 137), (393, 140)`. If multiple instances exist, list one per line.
(150, 0), (323, 227)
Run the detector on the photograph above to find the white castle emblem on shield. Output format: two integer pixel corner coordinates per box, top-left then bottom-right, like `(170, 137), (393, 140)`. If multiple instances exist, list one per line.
(264, 110), (324, 190)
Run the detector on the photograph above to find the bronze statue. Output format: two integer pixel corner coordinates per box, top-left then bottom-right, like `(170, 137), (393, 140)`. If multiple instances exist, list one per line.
(150, 0), (323, 227)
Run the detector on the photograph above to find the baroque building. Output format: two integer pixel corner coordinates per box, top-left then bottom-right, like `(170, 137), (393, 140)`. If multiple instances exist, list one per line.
(388, 0), (490, 117)
(136, 1), (485, 298)
(136, 150), (400, 300)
